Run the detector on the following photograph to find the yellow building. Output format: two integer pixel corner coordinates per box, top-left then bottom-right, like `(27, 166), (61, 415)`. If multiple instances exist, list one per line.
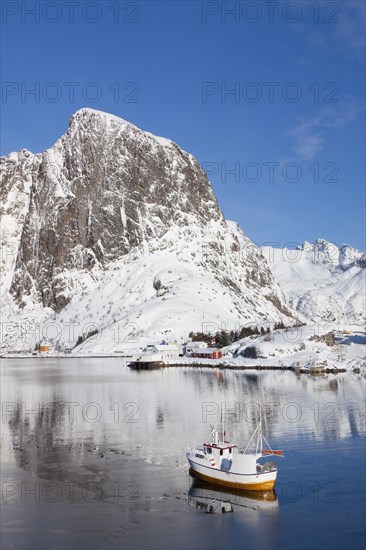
(39, 344), (52, 353)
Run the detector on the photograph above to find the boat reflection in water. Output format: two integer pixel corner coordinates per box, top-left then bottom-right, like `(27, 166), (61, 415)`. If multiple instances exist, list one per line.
(187, 475), (279, 514)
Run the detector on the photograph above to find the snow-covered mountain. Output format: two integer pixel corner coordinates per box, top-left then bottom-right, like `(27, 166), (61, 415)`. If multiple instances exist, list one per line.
(262, 239), (366, 326)
(1, 108), (295, 354)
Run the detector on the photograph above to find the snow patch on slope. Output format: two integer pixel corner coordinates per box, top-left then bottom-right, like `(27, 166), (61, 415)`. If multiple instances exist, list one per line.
(262, 239), (366, 325)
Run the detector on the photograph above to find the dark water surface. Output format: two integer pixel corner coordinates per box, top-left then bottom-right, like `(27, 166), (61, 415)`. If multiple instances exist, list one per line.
(1, 359), (365, 550)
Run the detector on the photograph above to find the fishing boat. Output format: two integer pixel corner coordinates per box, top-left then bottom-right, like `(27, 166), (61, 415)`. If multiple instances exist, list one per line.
(186, 415), (283, 491)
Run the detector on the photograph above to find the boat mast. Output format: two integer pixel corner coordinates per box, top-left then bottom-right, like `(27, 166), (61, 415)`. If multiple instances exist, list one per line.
(256, 403), (263, 454)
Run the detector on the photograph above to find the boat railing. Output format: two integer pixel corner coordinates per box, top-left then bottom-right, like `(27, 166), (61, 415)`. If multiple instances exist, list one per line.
(257, 462), (277, 473)
(187, 447), (205, 459)
(195, 452), (205, 459)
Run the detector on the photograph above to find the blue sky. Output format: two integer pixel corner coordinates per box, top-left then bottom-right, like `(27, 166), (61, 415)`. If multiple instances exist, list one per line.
(1, 0), (365, 250)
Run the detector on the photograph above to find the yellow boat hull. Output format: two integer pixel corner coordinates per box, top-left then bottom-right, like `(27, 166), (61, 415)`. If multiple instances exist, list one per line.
(190, 468), (276, 491)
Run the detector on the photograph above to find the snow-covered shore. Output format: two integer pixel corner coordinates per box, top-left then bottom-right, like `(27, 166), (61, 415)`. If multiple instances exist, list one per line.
(2, 321), (364, 373)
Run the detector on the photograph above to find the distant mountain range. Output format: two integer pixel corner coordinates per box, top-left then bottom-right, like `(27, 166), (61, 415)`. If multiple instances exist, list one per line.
(262, 239), (365, 326)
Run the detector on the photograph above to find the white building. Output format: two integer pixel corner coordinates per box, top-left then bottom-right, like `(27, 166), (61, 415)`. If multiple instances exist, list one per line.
(184, 341), (208, 356)
(143, 344), (180, 360)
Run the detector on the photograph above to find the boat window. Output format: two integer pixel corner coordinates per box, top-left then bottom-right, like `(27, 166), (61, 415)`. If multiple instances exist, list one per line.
(206, 447), (212, 454)
(229, 448), (232, 454)
(220, 450), (223, 456)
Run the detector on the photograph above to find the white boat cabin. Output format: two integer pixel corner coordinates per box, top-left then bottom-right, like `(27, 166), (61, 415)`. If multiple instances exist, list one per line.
(196, 441), (261, 474)
(202, 442), (236, 469)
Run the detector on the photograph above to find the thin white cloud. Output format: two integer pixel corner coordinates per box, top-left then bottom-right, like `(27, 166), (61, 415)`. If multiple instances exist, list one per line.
(291, 123), (325, 159)
(290, 101), (364, 160)
(297, 0), (365, 54)
(336, 1), (366, 52)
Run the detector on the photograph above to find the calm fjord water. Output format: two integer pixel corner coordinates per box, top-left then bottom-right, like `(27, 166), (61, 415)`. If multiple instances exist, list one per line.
(1, 359), (365, 550)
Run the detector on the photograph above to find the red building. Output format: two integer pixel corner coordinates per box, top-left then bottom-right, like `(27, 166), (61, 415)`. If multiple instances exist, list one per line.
(191, 348), (222, 359)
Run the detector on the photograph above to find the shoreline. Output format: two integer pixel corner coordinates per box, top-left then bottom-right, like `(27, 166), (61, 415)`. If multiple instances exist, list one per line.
(131, 361), (349, 374)
(0, 355), (352, 374)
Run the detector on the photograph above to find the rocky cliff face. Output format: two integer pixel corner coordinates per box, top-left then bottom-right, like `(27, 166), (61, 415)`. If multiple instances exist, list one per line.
(5, 109), (223, 310)
(1, 108), (295, 352)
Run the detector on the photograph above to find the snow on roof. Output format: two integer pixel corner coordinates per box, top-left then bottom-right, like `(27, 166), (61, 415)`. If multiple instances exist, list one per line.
(152, 344), (179, 351)
(186, 341), (208, 347)
(191, 347), (220, 354)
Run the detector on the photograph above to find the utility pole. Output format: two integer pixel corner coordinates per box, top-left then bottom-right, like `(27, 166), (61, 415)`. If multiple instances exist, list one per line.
(337, 344), (345, 362)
